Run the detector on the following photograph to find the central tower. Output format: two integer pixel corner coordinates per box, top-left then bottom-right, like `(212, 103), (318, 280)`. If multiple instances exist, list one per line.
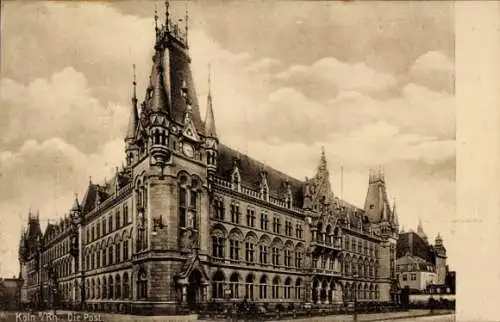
(124, 3), (214, 313)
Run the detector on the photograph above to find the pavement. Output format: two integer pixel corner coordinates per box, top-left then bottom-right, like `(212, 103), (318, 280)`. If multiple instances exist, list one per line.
(0, 309), (454, 322)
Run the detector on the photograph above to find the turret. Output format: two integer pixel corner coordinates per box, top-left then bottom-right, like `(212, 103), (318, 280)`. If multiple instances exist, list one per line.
(434, 233), (447, 284)
(125, 64), (140, 167)
(204, 65), (218, 180)
(417, 218), (428, 243)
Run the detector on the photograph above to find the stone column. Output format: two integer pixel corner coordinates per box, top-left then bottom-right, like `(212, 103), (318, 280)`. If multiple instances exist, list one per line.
(316, 287), (321, 304)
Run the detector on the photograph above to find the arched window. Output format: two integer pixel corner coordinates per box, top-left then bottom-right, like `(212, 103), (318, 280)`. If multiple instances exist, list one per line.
(284, 277), (292, 299)
(115, 242), (121, 263)
(108, 246), (113, 265)
(123, 204), (129, 225)
(137, 269), (147, 299)
(108, 276), (113, 299)
(123, 273), (130, 299)
(295, 249), (303, 268)
(108, 216), (113, 233)
(259, 275), (268, 299)
(102, 248), (107, 266)
(295, 278), (303, 299)
(230, 273), (240, 298)
(179, 186), (187, 228)
(211, 230), (225, 260)
(91, 279), (95, 299)
(115, 210), (121, 229)
(245, 274), (254, 300)
(96, 250), (100, 268)
(213, 197), (225, 220)
(97, 278), (101, 299)
(103, 277), (107, 299)
(211, 271), (225, 299)
(272, 276), (280, 299)
(123, 240), (129, 261)
(115, 275), (121, 299)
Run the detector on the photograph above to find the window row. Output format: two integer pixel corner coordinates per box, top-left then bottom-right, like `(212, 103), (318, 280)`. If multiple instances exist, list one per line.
(344, 235), (378, 257)
(86, 204), (130, 244)
(85, 240), (130, 271)
(42, 238), (70, 264)
(212, 237), (303, 268)
(213, 199), (303, 239)
(211, 271), (303, 300)
(84, 273), (131, 300)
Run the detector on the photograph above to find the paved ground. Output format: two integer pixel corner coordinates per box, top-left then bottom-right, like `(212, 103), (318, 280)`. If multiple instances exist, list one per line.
(0, 310), (454, 322)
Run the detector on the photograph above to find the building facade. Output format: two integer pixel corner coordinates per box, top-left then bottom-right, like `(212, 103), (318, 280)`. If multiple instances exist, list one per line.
(18, 5), (400, 314)
(396, 222), (447, 293)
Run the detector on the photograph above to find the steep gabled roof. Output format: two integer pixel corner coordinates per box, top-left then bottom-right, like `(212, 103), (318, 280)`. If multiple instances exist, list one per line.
(397, 231), (436, 264)
(216, 144), (304, 207)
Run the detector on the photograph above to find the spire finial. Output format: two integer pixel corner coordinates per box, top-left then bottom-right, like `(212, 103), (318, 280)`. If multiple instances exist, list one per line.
(154, 3), (159, 32)
(133, 64), (137, 96)
(89, 176), (92, 184)
(208, 63), (212, 96)
(165, 1), (170, 29)
(185, 1), (189, 42)
(319, 146), (327, 171)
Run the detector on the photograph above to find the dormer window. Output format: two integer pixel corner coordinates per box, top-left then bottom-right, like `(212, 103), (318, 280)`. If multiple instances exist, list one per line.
(231, 168), (241, 192)
(262, 186), (268, 202)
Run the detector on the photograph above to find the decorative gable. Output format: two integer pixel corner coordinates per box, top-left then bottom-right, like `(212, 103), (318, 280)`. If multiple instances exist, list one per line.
(181, 118), (201, 143)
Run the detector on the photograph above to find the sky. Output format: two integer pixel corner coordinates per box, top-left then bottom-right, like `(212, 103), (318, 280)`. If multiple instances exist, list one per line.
(0, 1), (455, 278)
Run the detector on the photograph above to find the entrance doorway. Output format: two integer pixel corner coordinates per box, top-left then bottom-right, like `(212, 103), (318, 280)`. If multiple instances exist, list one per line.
(187, 270), (202, 308)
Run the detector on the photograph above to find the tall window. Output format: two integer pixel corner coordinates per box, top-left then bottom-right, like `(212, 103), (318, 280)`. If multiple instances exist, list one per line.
(230, 202), (240, 224)
(296, 224), (303, 239)
(91, 226), (95, 241)
(272, 247), (280, 266)
(260, 213), (268, 230)
(108, 276), (113, 299)
(96, 251), (100, 268)
(246, 208), (255, 227)
(123, 240), (129, 261)
(272, 217), (281, 234)
(115, 275), (121, 299)
(212, 271), (225, 299)
(284, 249), (292, 267)
(212, 235), (225, 259)
(214, 197), (225, 220)
(137, 270), (147, 299)
(115, 243), (121, 263)
(123, 273), (130, 299)
(245, 242), (255, 263)
(115, 210), (121, 229)
(295, 251), (302, 268)
(259, 276), (267, 299)
(108, 246), (113, 265)
(190, 189), (198, 229)
(97, 222), (101, 239)
(179, 187), (187, 228)
(102, 218), (106, 236)
(259, 245), (268, 264)
(272, 277), (280, 299)
(108, 216), (113, 233)
(123, 205), (129, 225)
(229, 239), (240, 261)
(102, 249), (107, 266)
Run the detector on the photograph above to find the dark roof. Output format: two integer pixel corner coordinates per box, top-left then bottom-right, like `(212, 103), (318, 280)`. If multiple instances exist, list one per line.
(216, 144), (304, 207)
(397, 231), (436, 264)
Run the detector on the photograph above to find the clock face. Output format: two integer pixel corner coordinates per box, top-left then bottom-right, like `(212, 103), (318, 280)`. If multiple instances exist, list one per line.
(183, 143), (194, 158)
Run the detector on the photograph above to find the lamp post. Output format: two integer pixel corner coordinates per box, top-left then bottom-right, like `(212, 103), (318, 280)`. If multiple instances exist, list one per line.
(352, 273), (358, 322)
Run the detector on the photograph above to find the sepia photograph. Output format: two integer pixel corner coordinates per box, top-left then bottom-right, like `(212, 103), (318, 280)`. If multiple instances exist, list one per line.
(0, 1), (457, 321)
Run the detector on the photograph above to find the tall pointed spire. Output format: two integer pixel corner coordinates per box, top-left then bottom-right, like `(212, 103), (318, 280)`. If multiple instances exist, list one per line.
(205, 64), (217, 138)
(151, 48), (168, 114)
(319, 146), (327, 171)
(126, 64), (139, 140)
(392, 197), (399, 226)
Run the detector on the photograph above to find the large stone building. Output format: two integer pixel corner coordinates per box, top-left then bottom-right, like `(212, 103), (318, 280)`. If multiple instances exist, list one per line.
(396, 221), (448, 293)
(18, 5), (400, 314)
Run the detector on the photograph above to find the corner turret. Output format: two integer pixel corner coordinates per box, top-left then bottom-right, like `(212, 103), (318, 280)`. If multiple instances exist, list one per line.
(204, 65), (218, 182)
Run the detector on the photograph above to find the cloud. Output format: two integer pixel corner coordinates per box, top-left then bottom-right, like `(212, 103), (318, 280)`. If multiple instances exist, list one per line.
(409, 51), (454, 93)
(0, 68), (129, 153)
(0, 137), (124, 277)
(275, 57), (398, 99)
